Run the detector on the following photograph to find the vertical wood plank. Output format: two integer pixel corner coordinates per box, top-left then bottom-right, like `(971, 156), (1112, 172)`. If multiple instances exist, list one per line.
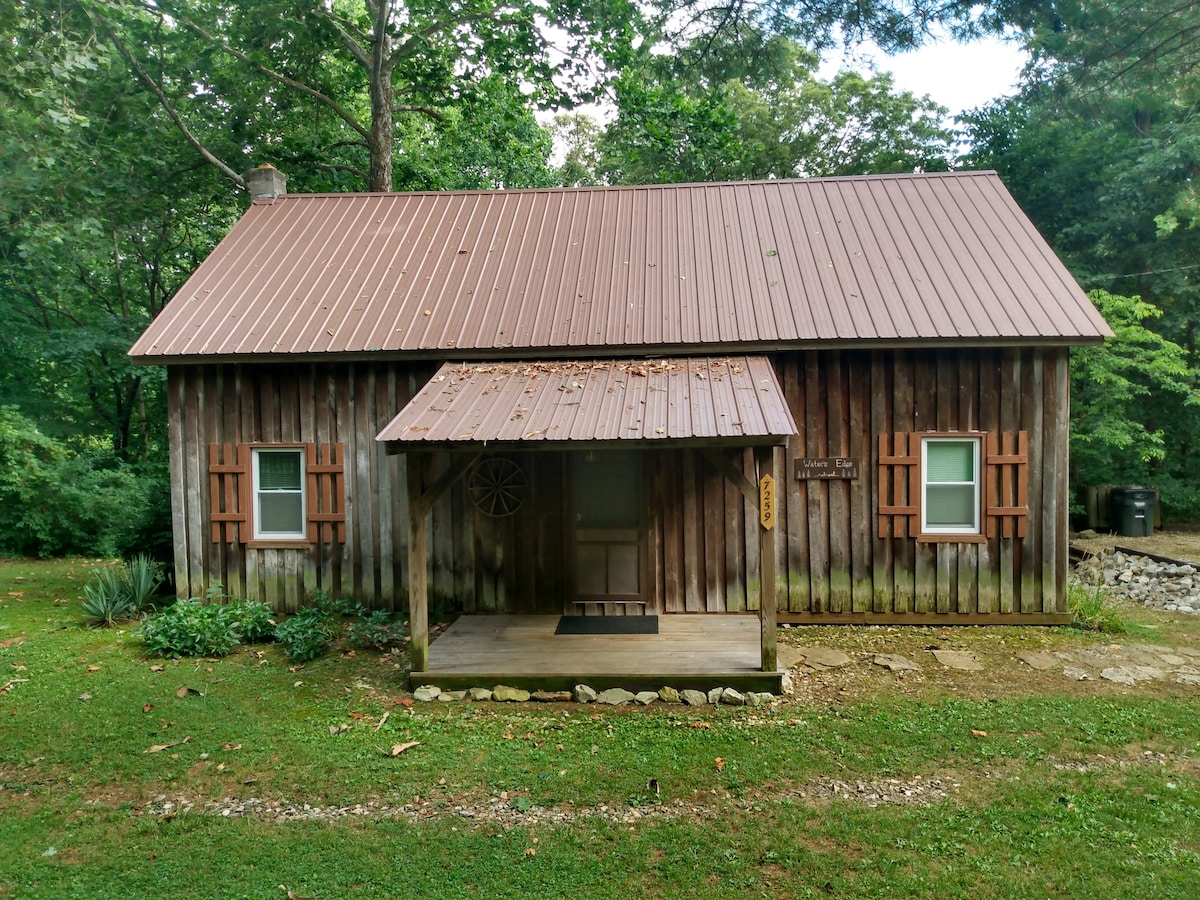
(375, 368), (395, 607)
(1023, 350), (1044, 613)
(848, 352), (871, 613)
(870, 352), (893, 613)
(805, 354), (829, 612)
(723, 450), (746, 611)
(827, 351), (851, 612)
(406, 453), (429, 673)
(168, 369), (193, 598)
(756, 446), (778, 673)
(957, 352), (978, 613)
(682, 450), (702, 611)
(998, 352), (1019, 613)
(783, 356), (808, 612)
(977, 351), (1000, 614)
(1053, 350), (1070, 612)
(912, 353), (936, 614)
(703, 447), (725, 611)
(892, 352), (915, 613)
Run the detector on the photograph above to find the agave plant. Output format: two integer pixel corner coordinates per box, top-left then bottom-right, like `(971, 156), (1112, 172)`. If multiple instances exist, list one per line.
(81, 567), (135, 627)
(123, 553), (162, 612)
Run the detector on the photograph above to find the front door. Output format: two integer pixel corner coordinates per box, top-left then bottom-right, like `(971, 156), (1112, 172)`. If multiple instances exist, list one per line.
(572, 450), (644, 610)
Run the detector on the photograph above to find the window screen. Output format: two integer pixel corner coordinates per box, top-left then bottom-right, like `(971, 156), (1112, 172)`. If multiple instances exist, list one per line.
(255, 449), (305, 538)
(923, 438), (979, 533)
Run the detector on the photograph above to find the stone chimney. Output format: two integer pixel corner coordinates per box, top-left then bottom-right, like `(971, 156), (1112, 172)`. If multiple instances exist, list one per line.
(247, 164), (286, 201)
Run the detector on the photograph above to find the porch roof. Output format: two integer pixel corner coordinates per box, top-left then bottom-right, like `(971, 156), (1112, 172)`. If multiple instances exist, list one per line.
(376, 355), (797, 449)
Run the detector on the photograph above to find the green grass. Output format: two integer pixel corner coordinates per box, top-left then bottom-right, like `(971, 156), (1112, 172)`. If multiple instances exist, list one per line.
(2, 559), (1200, 898)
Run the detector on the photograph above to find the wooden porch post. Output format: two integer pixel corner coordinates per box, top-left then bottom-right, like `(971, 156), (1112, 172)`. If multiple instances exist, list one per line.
(755, 446), (778, 673)
(406, 453), (429, 673)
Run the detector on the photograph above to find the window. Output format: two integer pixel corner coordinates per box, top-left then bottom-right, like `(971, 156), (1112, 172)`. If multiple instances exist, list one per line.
(254, 448), (305, 539)
(922, 437), (980, 535)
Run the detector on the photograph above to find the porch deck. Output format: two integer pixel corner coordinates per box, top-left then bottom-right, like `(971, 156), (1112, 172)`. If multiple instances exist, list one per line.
(410, 614), (783, 693)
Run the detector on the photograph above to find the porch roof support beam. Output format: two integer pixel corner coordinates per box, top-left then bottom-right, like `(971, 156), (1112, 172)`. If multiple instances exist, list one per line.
(406, 451), (477, 674)
(754, 446), (778, 674)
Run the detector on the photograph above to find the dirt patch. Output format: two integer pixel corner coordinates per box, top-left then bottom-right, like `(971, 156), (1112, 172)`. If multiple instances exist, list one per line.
(1072, 526), (1200, 564)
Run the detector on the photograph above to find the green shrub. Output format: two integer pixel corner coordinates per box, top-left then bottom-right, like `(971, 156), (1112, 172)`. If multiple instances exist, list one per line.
(81, 567), (137, 627)
(139, 599), (242, 658)
(225, 599), (276, 643)
(346, 610), (407, 650)
(1068, 581), (1127, 633)
(274, 604), (337, 663)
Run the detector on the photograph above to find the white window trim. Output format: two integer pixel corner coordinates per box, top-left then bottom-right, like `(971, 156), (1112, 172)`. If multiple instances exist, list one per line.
(921, 435), (981, 536)
(252, 447), (307, 540)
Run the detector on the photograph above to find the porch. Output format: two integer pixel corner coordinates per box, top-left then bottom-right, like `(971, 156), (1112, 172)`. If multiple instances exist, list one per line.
(410, 614), (785, 693)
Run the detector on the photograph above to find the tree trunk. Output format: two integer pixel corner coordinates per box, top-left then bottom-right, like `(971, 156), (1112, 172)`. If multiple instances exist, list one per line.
(366, 7), (394, 192)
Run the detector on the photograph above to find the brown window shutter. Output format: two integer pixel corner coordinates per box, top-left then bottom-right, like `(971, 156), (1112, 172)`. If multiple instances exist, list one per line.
(208, 442), (250, 543)
(877, 432), (920, 538)
(984, 431), (1028, 538)
(305, 442), (346, 543)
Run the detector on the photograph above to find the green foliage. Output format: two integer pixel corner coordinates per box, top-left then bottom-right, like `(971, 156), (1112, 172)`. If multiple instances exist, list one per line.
(1067, 581), (1127, 634)
(586, 34), (954, 185)
(273, 604), (337, 663)
(1069, 292), (1200, 505)
(81, 567), (136, 627)
(345, 609), (408, 651)
(0, 407), (169, 558)
(223, 598), (276, 644)
(138, 598), (243, 658)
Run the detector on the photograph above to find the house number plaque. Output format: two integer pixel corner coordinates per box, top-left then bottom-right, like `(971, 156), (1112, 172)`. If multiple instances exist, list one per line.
(795, 458), (859, 480)
(758, 474), (776, 530)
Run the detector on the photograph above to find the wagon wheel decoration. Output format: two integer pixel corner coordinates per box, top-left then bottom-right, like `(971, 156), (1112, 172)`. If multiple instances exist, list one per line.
(468, 456), (526, 517)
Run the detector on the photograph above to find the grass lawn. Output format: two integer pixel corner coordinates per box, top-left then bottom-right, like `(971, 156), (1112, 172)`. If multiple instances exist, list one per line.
(2, 559), (1199, 898)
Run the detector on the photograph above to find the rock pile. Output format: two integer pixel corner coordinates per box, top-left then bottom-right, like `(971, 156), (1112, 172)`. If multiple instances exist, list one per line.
(1074, 549), (1200, 613)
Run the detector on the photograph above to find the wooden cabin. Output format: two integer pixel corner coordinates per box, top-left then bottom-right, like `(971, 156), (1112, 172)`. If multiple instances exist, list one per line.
(130, 171), (1110, 689)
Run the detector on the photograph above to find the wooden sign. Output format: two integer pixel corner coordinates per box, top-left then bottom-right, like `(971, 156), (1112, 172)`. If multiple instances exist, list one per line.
(759, 474), (776, 530)
(795, 457), (859, 480)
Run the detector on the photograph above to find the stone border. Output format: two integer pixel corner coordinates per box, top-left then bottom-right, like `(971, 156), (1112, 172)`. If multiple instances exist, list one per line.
(412, 684), (777, 707)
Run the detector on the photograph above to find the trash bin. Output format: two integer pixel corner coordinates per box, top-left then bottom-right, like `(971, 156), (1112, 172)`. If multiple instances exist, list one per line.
(1111, 485), (1157, 537)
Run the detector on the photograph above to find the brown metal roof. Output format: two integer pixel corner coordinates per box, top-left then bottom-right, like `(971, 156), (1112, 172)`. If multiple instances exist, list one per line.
(130, 172), (1110, 362)
(376, 356), (797, 447)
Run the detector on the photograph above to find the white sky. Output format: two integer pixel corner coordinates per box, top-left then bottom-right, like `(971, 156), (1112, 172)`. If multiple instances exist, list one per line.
(823, 33), (1029, 117)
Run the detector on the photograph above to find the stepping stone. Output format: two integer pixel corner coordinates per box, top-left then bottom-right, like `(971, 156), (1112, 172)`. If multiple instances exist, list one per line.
(1016, 651), (1058, 671)
(794, 646), (852, 669)
(776, 645), (808, 669)
(596, 687), (635, 705)
(1099, 666), (1162, 685)
(1175, 673), (1200, 686)
(492, 685), (531, 702)
(874, 654), (919, 672)
(1063, 666), (1092, 681)
(932, 650), (983, 671)
(413, 685), (441, 702)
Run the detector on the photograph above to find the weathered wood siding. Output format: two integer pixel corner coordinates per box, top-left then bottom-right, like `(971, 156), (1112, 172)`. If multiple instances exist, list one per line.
(170, 347), (1070, 619)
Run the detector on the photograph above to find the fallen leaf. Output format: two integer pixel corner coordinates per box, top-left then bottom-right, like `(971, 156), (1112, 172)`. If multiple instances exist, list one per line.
(329, 724), (350, 735)
(555, 743), (564, 751)
(293, 681), (303, 688)
(502, 731), (514, 740)
(375, 711), (390, 731)
(342, 650), (356, 658)
(222, 743), (242, 751)
(524, 847), (537, 857)
(0, 636), (24, 649)
(143, 703), (154, 713)
(85, 665), (100, 673)
(388, 742), (420, 757)
(690, 722), (712, 730)
(149, 664), (164, 672)
(216, 763), (226, 772)
(971, 729), (988, 738)
(715, 757), (725, 772)
(145, 736), (190, 754)
(394, 698), (414, 708)
(0, 678), (30, 695)
(348, 711), (367, 720)
(78, 693), (91, 702)
(176, 685), (202, 698)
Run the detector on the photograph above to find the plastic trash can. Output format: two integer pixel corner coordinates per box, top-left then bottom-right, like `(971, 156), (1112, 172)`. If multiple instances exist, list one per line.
(1111, 485), (1157, 537)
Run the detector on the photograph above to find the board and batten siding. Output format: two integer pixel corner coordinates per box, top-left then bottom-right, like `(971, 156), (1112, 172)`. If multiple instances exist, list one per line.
(169, 347), (1070, 620)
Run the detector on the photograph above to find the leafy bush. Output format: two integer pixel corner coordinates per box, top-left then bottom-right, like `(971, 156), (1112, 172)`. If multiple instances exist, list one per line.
(1068, 581), (1127, 633)
(0, 407), (169, 558)
(139, 599), (242, 658)
(224, 599), (276, 643)
(274, 605), (336, 662)
(82, 567), (136, 626)
(346, 610), (408, 650)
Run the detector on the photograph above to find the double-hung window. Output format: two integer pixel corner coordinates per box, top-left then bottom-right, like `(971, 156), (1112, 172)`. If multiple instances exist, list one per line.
(921, 436), (981, 535)
(254, 448), (306, 540)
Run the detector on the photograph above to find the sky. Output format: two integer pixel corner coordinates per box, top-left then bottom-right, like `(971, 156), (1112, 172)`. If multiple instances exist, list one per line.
(825, 33), (1029, 117)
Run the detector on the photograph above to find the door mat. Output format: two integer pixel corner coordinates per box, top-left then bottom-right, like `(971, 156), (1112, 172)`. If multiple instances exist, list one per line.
(555, 615), (659, 635)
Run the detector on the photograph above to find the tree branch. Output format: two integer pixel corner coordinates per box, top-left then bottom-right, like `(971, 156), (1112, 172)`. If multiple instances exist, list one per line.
(394, 104), (444, 121)
(97, 17), (247, 189)
(171, 11), (372, 141)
